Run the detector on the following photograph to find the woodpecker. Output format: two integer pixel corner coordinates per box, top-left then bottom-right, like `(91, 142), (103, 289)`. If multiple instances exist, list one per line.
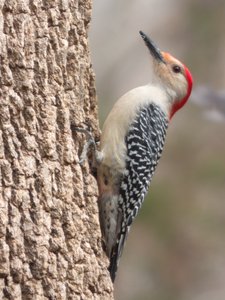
(96, 31), (193, 282)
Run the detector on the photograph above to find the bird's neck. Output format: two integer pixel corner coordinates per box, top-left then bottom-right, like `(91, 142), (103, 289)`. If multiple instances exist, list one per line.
(169, 67), (193, 119)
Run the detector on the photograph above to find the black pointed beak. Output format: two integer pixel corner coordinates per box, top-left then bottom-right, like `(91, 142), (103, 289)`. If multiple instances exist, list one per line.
(139, 31), (165, 64)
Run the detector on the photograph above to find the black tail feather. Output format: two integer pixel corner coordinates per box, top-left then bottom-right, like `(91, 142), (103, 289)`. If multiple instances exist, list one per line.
(109, 253), (118, 283)
(108, 231), (128, 282)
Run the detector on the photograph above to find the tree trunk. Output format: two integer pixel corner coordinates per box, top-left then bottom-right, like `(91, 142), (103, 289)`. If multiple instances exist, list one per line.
(0, 0), (113, 299)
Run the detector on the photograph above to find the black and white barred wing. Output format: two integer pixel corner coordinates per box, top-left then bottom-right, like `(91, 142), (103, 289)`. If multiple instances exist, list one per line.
(109, 103), (168, 281)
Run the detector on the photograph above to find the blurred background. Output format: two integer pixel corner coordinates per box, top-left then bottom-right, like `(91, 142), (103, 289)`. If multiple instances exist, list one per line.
(89, 1), (225, 299)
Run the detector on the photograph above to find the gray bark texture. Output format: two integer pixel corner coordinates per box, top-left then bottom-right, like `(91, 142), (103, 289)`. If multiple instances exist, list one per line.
(0, 0), (113, 299)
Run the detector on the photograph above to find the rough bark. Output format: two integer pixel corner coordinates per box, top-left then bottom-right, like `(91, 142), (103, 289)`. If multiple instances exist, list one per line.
(0, 0), (113, 299)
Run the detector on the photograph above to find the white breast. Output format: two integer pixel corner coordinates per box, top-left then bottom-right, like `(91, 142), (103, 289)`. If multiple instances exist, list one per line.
(100, 84), (170, 174)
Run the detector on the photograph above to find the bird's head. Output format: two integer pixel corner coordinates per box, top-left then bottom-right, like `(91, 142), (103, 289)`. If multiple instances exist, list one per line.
(140, 31), (193, 119)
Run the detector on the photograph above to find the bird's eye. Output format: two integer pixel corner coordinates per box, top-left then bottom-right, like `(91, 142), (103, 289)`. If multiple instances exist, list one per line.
(172, 65), (181, 73)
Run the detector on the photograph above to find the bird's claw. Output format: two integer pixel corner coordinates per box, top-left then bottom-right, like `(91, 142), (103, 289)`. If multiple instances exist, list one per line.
(71, 125), (100, 165)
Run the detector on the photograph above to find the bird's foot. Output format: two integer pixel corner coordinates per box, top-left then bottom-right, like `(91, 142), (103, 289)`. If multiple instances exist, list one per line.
(71, 125), (102, 165)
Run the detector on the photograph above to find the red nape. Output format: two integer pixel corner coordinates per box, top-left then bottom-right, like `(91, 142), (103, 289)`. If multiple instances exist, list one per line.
(170, 66), (193, 120)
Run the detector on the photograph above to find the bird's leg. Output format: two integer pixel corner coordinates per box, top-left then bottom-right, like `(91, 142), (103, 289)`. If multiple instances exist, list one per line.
(71, 126), (103, 165)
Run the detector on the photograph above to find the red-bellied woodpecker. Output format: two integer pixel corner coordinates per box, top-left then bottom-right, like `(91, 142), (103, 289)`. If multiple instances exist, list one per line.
(72, 31), (193, 282)
(97, 31), (193, 282)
